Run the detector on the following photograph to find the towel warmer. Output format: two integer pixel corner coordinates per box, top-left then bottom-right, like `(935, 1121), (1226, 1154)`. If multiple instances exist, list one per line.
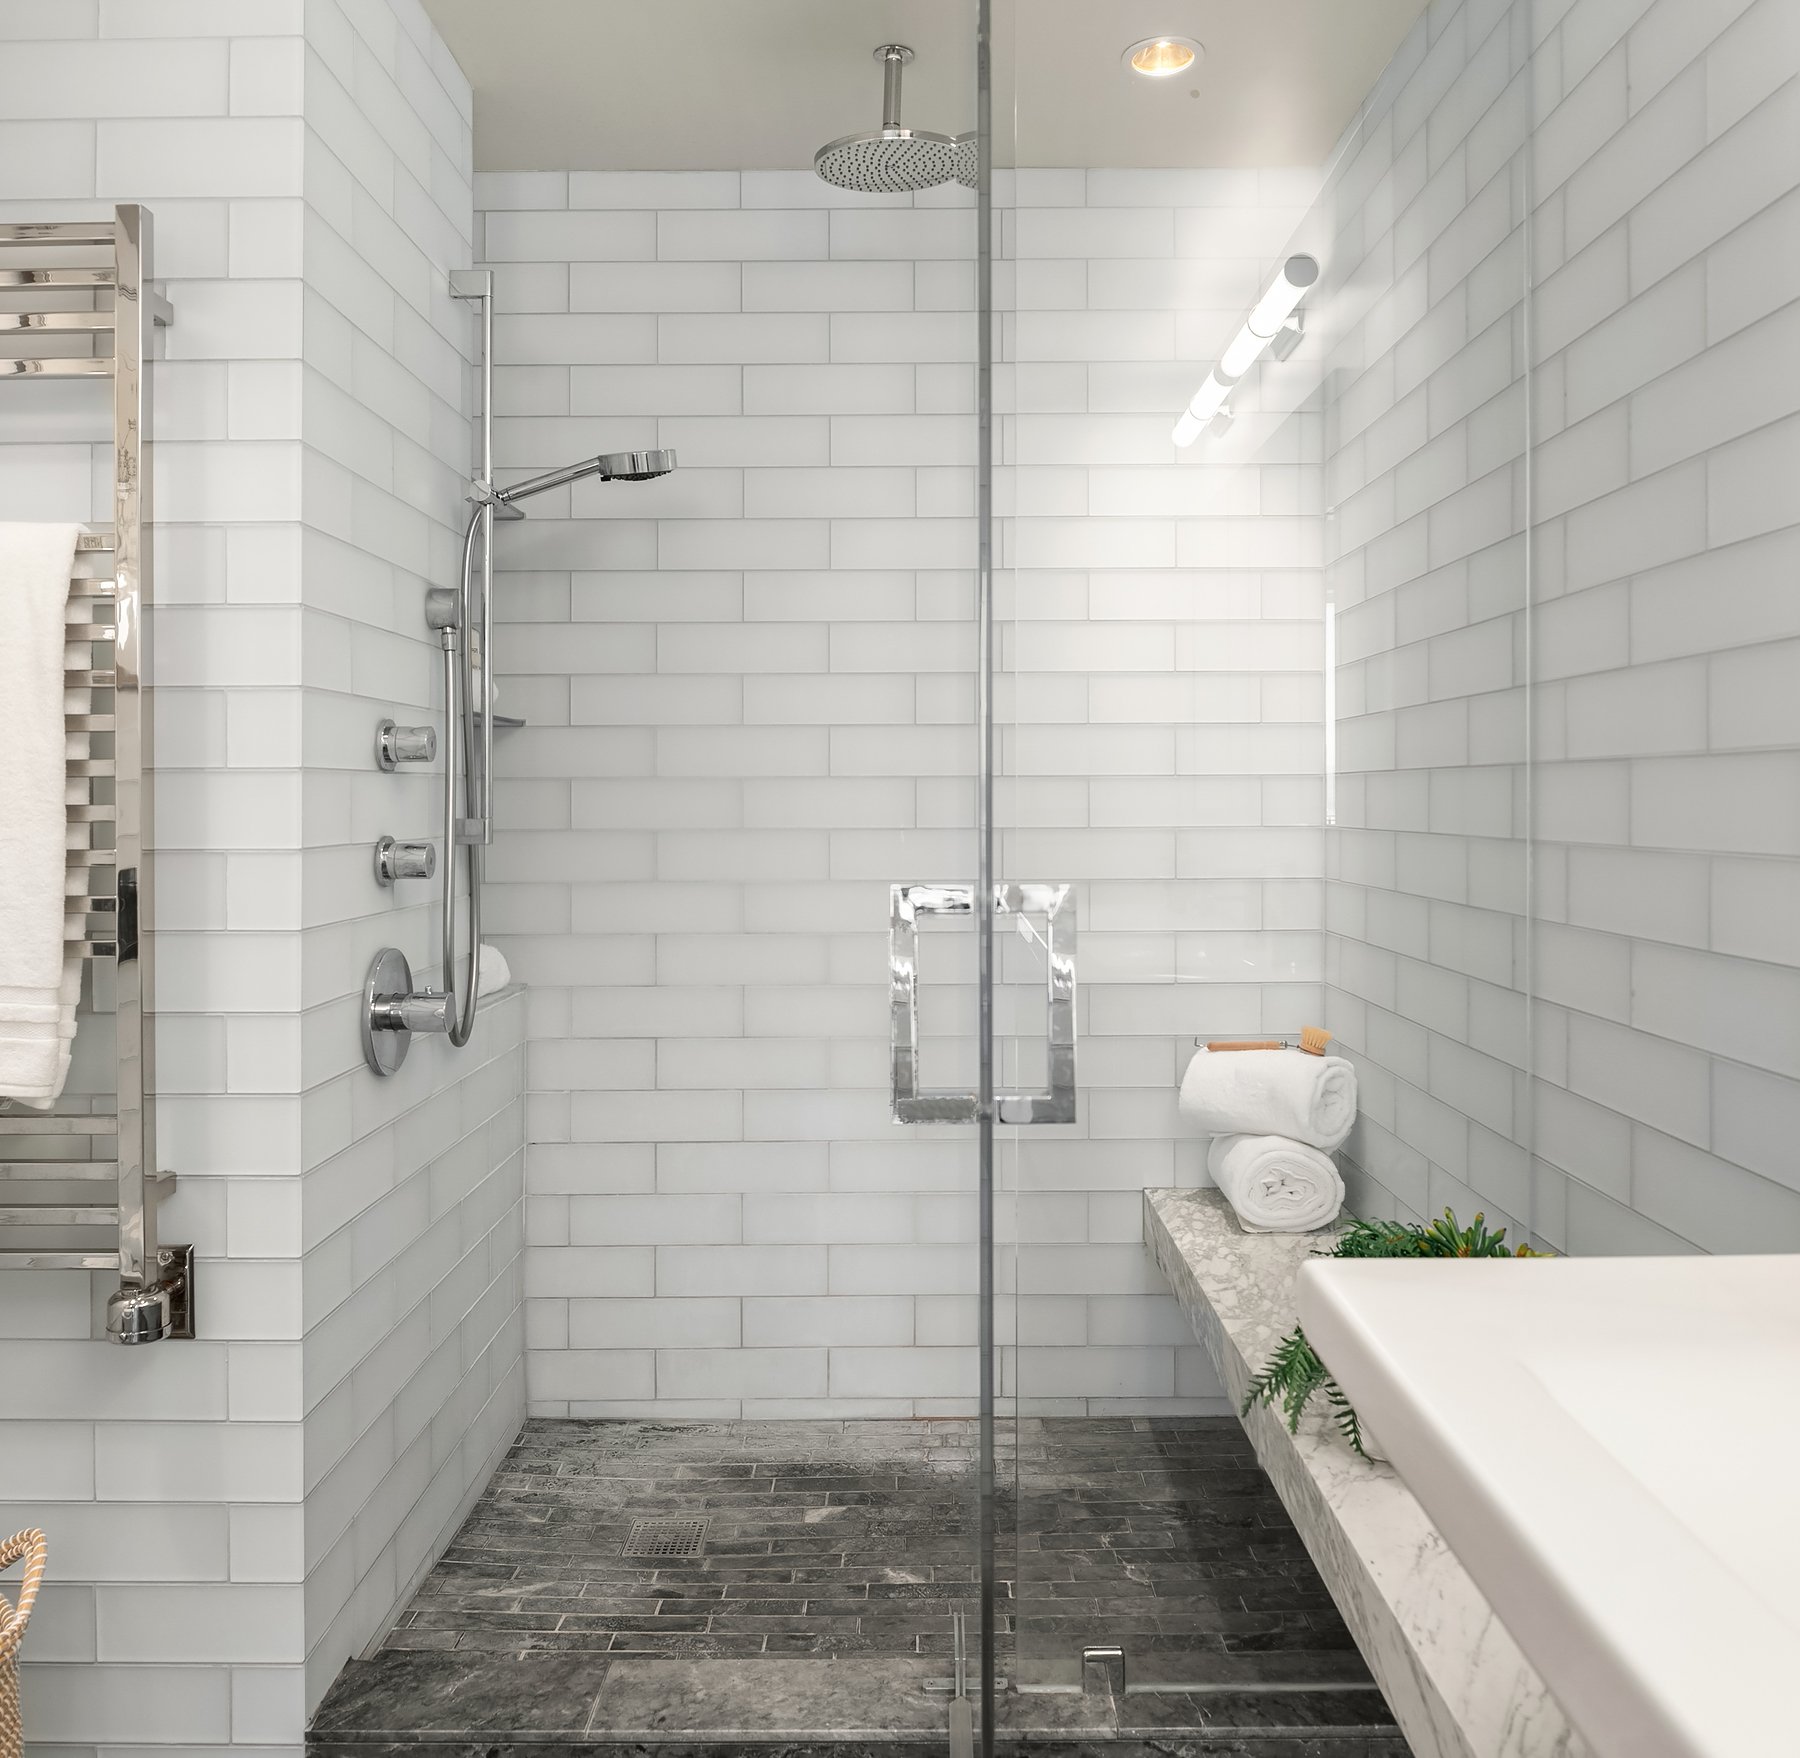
(0, 206), (190, 1343)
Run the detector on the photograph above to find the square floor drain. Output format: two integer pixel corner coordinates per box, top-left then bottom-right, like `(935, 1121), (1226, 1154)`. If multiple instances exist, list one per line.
(622, 1517), (709, 1559)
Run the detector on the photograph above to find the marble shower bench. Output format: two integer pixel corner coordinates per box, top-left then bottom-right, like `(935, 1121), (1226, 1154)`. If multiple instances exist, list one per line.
(1142, 1189), (1586, 1758)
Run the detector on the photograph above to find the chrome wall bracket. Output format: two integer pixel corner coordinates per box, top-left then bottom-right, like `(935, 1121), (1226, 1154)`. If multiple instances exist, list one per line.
(889, 882), (1077, 1125)
(362, 948), (451, 1076)
(465, 476), (525, 521)
(1269, 306), (1306, 363)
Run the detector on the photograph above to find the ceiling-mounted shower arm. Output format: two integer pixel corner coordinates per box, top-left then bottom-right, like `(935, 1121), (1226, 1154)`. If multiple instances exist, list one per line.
(878, 43), (913, 130)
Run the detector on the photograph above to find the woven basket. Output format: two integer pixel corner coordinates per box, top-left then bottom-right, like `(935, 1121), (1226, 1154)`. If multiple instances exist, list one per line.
(0, 1530), (46, 1758)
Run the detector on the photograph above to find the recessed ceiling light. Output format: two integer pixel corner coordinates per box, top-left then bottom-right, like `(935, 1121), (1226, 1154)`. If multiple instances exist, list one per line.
(1122, 36), (1202, 78)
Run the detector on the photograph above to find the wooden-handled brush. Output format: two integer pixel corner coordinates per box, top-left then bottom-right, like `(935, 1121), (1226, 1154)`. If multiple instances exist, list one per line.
(1203, 1028), (1334, 1055)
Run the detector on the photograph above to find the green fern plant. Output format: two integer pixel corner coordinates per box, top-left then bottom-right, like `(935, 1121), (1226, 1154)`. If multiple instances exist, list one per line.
(1243, 1209), (1543, 1457)
(1243, 1327), (1370, 1455)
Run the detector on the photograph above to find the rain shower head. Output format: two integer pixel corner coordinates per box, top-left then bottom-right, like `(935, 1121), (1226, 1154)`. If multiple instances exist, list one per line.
(951, 132), (977, 191)
(493, 448), (678, 506)
(815, 44), (961, 194)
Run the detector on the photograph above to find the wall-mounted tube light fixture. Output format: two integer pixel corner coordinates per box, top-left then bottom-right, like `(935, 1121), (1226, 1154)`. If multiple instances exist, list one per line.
(1172, 253), (1319, 447)
(1172, 370), (1233, 445)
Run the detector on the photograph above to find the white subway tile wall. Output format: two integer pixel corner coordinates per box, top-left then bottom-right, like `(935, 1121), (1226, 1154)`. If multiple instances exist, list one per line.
(1526, 0), (1800, 1252)
(481, 164), (1326, 1418)
(1323, 0), (1800, 1257)
(0, 1), (521, 1747)
(1321, 0), (1540, 1247)
(294, 0), (526, 1718)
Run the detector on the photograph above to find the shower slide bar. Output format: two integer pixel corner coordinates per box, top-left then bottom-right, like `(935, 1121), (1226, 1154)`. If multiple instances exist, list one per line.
(364, 269), (677, 1076)
(0, 207), (192, 1343)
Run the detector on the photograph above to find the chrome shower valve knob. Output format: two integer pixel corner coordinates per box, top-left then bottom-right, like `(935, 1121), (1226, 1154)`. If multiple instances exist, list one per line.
(374, 836), (437, 885)
(376, 989), (451, 1036)
(362, 948), (450, 1075)
(376, 720), (438, 770)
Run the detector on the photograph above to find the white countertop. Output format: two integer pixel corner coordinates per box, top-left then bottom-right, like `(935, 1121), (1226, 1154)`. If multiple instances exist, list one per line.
(1297, 1252), (1800, 1758)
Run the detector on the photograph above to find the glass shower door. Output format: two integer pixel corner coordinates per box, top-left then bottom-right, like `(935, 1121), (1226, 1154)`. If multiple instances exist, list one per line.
(873, 0), (1092, 1734)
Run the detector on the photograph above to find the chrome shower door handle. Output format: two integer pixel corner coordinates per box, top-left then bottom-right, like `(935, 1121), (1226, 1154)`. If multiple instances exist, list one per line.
(890, 883), (978, 1124)
(995, 882), (1078, 1125)
(889, 882), (1077, 1126)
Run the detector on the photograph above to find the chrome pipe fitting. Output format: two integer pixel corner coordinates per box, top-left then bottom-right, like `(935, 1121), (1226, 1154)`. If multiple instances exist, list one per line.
(424, 586), (460, 631)
(376, 720), (437, 771)
(374, 836), (436, 886)
(106, 1281), (169, 1344)
(104, 1245), (194, 1345)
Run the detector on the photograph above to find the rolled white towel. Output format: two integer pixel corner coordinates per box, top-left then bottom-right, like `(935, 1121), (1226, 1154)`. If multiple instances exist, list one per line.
(1209, 1133), (1345, 1233)
(476, 941), (511, 996)
(1179, 1047), (1356, 1152)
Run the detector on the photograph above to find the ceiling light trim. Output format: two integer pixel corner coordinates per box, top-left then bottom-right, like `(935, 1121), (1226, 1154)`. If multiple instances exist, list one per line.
(1121, 36), (1203, 78)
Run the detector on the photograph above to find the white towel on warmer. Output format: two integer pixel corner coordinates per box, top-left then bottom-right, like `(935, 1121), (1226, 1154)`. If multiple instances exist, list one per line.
(0, 522), (83, 1106)
(1209, 1133), (1345, 1233)
(1178, 1047), (1357, 1152)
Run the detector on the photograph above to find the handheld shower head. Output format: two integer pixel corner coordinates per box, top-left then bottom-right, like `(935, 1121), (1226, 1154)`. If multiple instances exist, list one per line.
(594, 448), (678, 482)
(493, 448), (678, 506)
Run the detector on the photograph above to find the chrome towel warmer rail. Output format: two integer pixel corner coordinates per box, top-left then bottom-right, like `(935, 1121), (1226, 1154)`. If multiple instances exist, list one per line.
(0, 207), (190, 1343)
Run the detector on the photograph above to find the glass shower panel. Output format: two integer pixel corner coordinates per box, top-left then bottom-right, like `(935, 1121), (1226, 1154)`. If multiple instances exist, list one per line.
(998, 0), (1538, 1708)
(846, 0), (1000, 1736)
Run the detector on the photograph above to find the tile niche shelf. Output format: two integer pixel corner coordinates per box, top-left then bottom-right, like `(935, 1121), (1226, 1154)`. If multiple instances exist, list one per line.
(1142, 1188), (1590, 1758)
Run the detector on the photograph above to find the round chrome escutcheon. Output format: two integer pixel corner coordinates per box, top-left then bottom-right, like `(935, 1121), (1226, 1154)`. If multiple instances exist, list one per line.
(362, 946), (415, 1076)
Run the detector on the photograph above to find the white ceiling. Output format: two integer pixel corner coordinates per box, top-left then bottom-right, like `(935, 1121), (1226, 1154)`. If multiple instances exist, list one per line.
(421, 0), (1430, 171)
